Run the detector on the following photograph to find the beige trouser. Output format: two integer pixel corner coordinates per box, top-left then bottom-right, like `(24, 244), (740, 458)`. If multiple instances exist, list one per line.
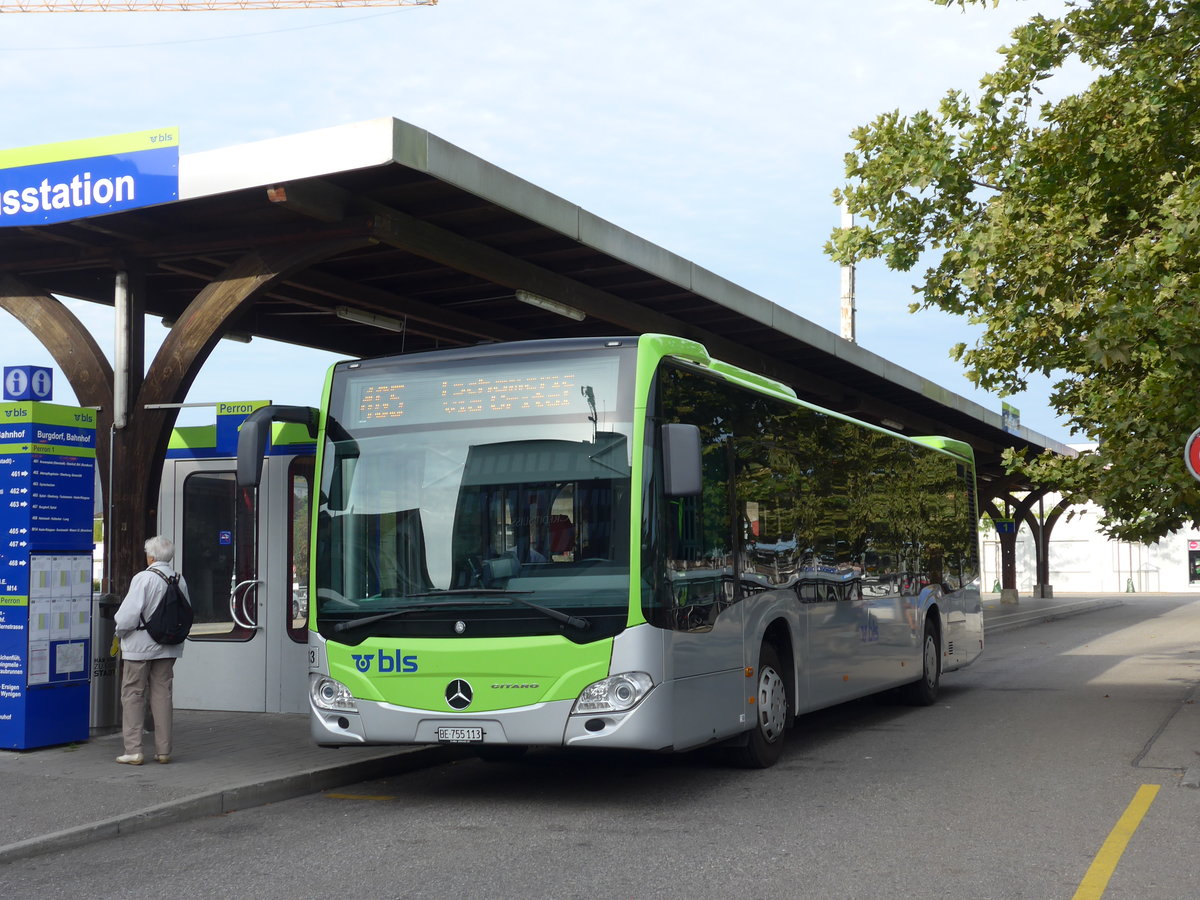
(120, 658), (175, 757)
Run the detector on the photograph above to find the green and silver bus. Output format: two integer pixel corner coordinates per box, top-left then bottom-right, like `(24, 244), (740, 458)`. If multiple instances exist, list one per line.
(238, 334), (983, 767)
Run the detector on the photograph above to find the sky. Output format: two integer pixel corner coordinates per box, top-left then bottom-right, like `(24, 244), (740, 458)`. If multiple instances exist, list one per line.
(0, 0), (1078, 437)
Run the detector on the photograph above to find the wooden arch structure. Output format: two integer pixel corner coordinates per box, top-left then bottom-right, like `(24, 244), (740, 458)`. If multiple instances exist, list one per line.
(1, 238), (368, 591)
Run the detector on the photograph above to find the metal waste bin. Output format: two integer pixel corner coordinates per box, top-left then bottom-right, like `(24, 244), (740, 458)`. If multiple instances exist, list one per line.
(90, 594), (121, 731)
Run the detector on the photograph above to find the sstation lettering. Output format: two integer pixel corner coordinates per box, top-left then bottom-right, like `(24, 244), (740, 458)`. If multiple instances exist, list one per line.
(0, 172), (135, 218)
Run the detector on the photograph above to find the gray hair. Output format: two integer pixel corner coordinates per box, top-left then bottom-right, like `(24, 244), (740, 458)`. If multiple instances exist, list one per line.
(144, 535), (175, 563)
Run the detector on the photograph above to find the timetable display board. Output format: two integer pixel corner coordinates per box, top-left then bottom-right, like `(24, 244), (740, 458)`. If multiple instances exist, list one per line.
(0, 403), (95, 750)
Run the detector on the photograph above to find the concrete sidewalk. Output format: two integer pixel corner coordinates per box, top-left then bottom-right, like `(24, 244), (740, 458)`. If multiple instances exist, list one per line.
(981, 592), (1126, 634)
(0, 594), (1129, 865)
(0, 710), (459, 865)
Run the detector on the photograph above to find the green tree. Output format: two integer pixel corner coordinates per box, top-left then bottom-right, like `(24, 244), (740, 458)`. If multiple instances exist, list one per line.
(826, 0), (1200, 542)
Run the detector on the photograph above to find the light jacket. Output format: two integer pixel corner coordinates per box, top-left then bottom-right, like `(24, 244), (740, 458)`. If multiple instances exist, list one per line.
(114, 561), (189, 661)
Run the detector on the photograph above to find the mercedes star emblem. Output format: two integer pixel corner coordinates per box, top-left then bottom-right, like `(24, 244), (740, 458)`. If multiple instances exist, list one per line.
(445, 679), (473, 710)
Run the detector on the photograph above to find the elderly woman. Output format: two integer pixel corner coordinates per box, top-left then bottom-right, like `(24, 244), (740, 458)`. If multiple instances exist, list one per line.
(113, 535), (189, 765)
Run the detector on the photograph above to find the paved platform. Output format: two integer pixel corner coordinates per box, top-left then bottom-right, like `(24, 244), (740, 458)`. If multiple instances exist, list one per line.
(981, 592), (1126, 634)
(0, 594), (1139, 864)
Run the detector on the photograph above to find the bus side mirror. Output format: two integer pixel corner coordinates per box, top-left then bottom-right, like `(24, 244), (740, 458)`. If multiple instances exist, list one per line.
(236, 405), (319, 489)
(661, 423), (702, 497)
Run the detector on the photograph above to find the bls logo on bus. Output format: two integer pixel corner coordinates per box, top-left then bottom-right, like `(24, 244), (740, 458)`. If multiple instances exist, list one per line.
(351, 650), (418, 674)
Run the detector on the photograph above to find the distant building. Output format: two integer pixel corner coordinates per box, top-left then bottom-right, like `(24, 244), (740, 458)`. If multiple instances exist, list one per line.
(980, 498), (1200, 594)
(978, 442), (1200, 595)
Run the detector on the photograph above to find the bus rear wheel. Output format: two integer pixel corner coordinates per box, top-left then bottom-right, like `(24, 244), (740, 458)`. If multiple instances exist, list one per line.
(734, 643), (789, 769)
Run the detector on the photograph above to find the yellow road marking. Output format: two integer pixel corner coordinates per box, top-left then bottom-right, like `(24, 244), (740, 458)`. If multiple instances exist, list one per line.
(1071, 784), (1161, 900)
(324, 792), (396, 801)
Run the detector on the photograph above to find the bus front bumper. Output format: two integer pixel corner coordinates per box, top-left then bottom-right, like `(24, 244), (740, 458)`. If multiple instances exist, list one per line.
(311, 679), (678, 752)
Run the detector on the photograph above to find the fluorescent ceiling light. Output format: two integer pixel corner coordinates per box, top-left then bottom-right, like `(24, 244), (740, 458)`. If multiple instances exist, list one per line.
(515, 289), (585, 322)
(335, 306), (405, 333)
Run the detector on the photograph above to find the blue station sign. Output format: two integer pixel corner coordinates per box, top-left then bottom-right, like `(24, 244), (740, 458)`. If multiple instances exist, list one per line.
(0, 127), (179, 227)
(0, 402), (96, 750)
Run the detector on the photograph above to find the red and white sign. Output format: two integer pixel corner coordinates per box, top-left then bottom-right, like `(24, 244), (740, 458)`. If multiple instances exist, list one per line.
(1186, 427), (1200, 482)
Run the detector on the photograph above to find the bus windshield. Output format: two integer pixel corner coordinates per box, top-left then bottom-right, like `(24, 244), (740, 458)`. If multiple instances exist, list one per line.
(315, 347), (634, 643)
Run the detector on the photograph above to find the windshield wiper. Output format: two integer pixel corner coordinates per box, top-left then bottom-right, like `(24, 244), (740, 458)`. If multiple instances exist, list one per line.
(405, 589), (532, 598)
(509, 596), (591, 630)
(332, 598), (509, 633)
(332, 591), (590, 632)
(411, 589), (592, 631)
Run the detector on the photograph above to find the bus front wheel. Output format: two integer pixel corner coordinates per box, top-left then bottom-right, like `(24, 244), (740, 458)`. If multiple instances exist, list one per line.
(734, 643), (789, 769)
(901, 620), (940, 706)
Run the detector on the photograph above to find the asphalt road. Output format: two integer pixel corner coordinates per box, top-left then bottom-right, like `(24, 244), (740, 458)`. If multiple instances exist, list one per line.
(12, 595), (1200, 900)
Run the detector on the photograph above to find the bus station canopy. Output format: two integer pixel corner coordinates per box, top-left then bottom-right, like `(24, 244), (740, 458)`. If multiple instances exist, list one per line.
(0, 118), (1070, 573)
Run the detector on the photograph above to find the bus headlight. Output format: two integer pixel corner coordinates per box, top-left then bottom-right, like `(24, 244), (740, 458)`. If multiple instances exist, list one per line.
(311, 676), (357, 712)
(571, 672), (654, 715)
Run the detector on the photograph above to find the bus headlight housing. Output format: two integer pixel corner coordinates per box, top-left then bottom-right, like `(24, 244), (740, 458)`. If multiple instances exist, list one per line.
(311, 675), (357, 712)
(571, 672), (654, 715)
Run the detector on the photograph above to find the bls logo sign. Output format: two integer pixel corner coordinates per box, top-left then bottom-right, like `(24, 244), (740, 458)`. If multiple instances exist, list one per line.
(351, 650), (419, 674)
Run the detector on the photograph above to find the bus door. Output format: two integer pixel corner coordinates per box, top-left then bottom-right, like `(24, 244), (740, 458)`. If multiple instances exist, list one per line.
(164, 454), (312, 714)
(662, 436), (746, 748)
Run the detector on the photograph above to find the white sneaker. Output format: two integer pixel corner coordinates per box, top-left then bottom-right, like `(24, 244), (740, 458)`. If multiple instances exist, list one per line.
(154, 754), (171, 764)
(115, 753), (143, 765)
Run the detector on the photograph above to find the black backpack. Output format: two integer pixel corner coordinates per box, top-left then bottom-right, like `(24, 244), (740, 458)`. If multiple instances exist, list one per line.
(138, 568), (193, 645)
